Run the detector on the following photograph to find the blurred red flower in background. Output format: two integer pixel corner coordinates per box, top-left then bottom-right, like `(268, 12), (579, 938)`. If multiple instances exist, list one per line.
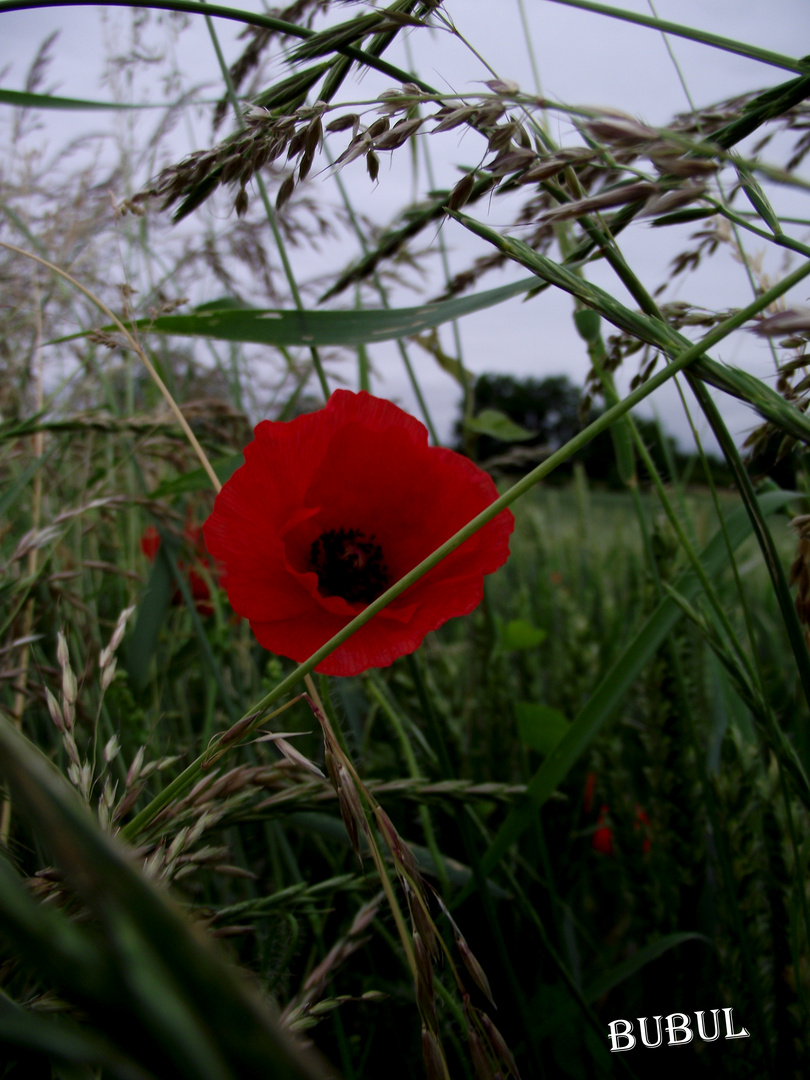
(141, 521), (217, 617)
(584, 772), (651, 856)
(203, 390), (514, 676)
(592, 805), (615, 856)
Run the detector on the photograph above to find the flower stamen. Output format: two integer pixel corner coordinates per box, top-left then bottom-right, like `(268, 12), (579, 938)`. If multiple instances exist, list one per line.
(310, 528), (390, 604)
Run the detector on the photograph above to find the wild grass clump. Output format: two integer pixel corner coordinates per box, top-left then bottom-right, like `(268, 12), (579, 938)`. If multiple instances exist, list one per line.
(2, 3), (810, 1078)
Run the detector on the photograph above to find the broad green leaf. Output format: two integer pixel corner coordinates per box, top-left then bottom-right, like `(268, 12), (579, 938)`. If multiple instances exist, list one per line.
(501, 618), (548, 651)
(464, 409), (535, 443)
(584, 932), (710, 1003)
(535, 932), (710, 1039)
(515, 703), (569, 754)
(59, 276), (538, 349)
(149, 453), (243, 498)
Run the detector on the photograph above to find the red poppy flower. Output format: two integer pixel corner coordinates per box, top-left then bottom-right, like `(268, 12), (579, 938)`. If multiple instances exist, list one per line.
(584, 775), (652, 856)
(141, 522), (217, 617)
(203, 390), (514, 676)
(592, 806), (614, 856)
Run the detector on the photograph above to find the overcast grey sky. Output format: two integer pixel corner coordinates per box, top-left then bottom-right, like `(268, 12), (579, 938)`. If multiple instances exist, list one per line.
(3, 1), (810, 449)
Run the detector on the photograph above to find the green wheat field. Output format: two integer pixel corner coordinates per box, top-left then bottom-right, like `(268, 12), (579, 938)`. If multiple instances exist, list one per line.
(2, 2), (810, 1078)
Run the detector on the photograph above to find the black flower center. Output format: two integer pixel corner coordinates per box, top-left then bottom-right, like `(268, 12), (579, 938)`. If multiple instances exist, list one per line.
(310, 528), (390, 604)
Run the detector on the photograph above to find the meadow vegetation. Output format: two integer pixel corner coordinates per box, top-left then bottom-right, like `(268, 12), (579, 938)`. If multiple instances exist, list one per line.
(2, 3), (810, 1078)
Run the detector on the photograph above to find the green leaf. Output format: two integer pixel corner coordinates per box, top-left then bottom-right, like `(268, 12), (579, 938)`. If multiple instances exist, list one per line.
(58, 276), (538, 350)
(0, 857), (108, 999)
(584, 932), (711, 1001)
(515, 703), (569, 754)
(465, 409), (535, 443)
(649, 207), (716, 227)
(536, 932), (710, 1039)
(544, 0), (804, 73)
(572, 308), (601, 343)
(0, 87), (161, 110)
(125, 547), (173, 692)
(501, 618), (548, 650)
(149, 454), (243, 498)
(735, 158), (783, 234)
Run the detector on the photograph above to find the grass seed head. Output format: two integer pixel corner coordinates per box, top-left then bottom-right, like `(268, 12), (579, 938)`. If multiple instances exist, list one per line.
(421, 1025), (446, 1080)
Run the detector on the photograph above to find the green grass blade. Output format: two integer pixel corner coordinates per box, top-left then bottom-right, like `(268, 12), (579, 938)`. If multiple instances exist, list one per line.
(59, 276), (538, 349)
(0, 0), (438, 94)
(584, 932), (711, 1001)
(450, 210), (810, 445)
(712, 73), (810, 148)
(687, 382), (810, 771)
(0, 856), (109, 997)
(545, 0), (805, 73)
(536, 932), (711, 1037)
(0, 87), (179, 110)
